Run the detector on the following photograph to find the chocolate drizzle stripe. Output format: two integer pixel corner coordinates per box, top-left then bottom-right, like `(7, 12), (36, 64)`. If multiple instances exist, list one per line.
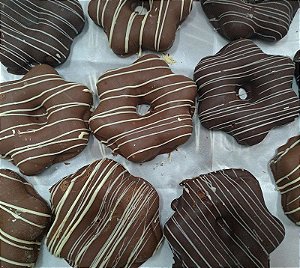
(46, 159), (162, 267)
(0, 256), (35, 267)
(99, 73), (180, 98)
(276, 165), (299, 185)
(165, 169), (285, 267)
(0, 235), (33, 250)
(105, 115), (191, 145)
(0, 172), (31, 185)
(213, 171), (284, 240)
(1, 229), (41, 246)
(91, 0), (192, 55)
(91, 103), (193, 133)
(271, 139), (300, 163)
(1, 205), (46, 228)
(98, 57), (166, 80)
(2, 128), (88, 157)
(0, 201), (51, 217)
(110, 119), (191, 150)
(16, 142), (88, 167)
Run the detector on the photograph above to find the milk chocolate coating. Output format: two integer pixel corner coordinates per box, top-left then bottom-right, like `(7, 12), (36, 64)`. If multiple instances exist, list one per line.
(0, 64), (92, 176)
(0, 0), (85, 75)
(0, 169), (51, 268)
(270, 136), (300, 225)
(46, 158), (163, 268)
(194, 39), (300, 146)
(201, 0), (299, 41)
(88, 0), (193, 56)
(164, 169), (285, 268)
(294, 50), (300, 90)
(90, 54), (197, 163)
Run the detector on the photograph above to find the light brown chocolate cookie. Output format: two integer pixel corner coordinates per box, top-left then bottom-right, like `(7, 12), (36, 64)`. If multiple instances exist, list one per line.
(46, 158), (163, 268)
(0, 169), (51, 268)
(0, 64), (92, 175)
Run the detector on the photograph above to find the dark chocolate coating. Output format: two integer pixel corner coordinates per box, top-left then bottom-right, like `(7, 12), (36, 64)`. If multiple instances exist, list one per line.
(164, 169), (285, 268)
(270, 136), (300, 225)
(46, 158), (163, 268)
(88, 0), (193, 56)
(201, 0), (299, 41)
(294, 50), (300, 90)
(90, 54), (197, 163)
(0, 0), (85, 75)
(194, 39), (300, 146)
(0, 64), (92, 176)
(0, 169), (51, 268)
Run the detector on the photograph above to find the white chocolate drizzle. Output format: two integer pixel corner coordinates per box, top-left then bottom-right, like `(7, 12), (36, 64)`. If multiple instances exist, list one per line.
(46, 159), (162, 267)
(164, 169), (285, 267)
(0, 0), (84, 73)
(0, 64), (92, 175)
(194, 39), (300, 145)
(89, 0), (192, 55)
(89, 55), (196, 162)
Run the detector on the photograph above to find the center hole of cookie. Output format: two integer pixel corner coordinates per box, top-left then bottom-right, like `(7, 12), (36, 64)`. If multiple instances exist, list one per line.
(238, 88), (248, 100)
(136, 103), (151, 116)
(132, 1), (149, 15)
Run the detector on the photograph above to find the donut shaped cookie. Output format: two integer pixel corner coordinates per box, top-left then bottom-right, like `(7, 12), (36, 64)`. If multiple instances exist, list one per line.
(46, 158), (163, 267)
(0, 64), (92, 176)
(270, 136), (300, 225)
(164, 169), (285, 268)
(0, 169), (51, 268)
(89, 54), (197, 162)
(0, 0), (85, 75)
(88, 0), (193, 55)
(201, 0), (299, 41)
(295, 50), (300, 90)
(194, 39), (300, 146)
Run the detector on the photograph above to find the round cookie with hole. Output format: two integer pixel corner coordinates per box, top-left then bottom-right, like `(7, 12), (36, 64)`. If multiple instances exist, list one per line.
(88, 0), (193, 55)
(194, 39), (300, 146)
(89, 54), (197, 163)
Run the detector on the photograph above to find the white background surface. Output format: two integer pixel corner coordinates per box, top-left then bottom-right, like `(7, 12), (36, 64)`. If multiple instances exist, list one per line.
(0, 1), (300, 267)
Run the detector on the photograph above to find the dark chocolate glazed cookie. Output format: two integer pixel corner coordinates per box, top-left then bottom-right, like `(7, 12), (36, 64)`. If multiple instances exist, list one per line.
(201, 0), (299, 41)
(0, 0), (85, 74)
(0, 64), (92, 176)
(0, 169), (51, 268)
(271, 136), (300, 225)
(90, 54), (197, 163)
(164, 169), (285, 268)
(88, 0), (193, 55)
(46, 158), (163, 268)
(194, 39), (300, 146)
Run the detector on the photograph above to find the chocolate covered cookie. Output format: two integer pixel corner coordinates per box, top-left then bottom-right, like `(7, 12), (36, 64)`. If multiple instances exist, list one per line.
(194, 39), (300, 146)
(88, 0), (193, 55)
(0, 0), (85, 74)
(164, 169), (285, 268)
(201, 0), (299, 41)
(90, 54), (197, 163)
(271, 136), (300, 225)
(0, 64), (92, 176)
(294, 50), (300, 90)
(0, 169), (51, 267)
(46, 158), (163, 267)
